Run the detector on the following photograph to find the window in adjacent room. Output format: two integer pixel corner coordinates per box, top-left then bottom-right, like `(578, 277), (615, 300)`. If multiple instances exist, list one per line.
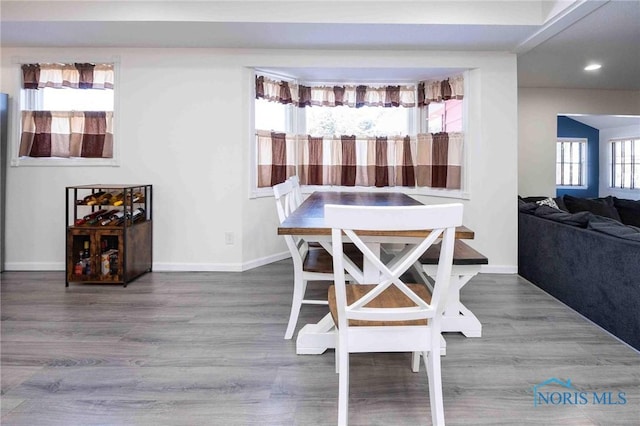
(556, 138), (587, 187)
(14, 61), (117, 166)
(610, 137), (639, 189)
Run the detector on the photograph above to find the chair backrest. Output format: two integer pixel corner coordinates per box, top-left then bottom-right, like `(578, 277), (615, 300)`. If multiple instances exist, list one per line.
(273, 179), (297, 224)
(273, 179), (308, 267)
(325, 203), (463, 329)
(288, 175), (304, 209)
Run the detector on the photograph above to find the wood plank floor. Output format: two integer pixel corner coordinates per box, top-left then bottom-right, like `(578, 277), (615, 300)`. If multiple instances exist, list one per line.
(2, 261), (639, 425)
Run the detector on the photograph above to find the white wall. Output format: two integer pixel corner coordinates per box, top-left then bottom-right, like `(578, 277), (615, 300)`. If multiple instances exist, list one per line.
(1, 47), (518, 273)
(599, 124), (640, 200)
(518, 88), (640, 197)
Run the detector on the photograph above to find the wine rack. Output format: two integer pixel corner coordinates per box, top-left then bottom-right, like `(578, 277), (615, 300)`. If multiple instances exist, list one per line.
(66, 184), (152, 287)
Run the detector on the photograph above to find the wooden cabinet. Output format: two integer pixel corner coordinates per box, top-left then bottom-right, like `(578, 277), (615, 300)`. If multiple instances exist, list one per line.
(66, 184), (152, 287)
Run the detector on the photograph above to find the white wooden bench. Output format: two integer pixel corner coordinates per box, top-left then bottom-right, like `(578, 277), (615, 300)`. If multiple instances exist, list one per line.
(417, 240), (488, 337)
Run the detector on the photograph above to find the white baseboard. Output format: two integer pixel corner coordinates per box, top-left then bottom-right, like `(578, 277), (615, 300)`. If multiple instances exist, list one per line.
(3, 262), (65, 271)
(3, 256), (510, 274)
(3, 253), (291, 273)
(152, 251), (291, 272)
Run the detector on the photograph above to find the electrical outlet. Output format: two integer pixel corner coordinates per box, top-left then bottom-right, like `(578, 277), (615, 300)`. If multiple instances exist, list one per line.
(224, 232), (234, 245)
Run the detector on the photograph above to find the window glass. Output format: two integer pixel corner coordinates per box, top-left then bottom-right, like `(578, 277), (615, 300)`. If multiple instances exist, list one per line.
(305, 105), (410, 137)
(426, 99), (462, 133)
(556, 139), (586, 186)
(255, 98), (288, 132)
(611, 138), (639, 189)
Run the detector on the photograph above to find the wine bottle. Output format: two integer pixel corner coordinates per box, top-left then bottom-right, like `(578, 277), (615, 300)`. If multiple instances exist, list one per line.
(74, 209), (108, 226)
(132, 191), (145, 203)
(131, 207), (146, 223)
(100, 210), (125, 226)
(85, 191), (107, 206)
(111, 214), (128, 226)
(87, 209), (119, 225)
(96, 191), (117, 205)
(111, 192), (125, 206)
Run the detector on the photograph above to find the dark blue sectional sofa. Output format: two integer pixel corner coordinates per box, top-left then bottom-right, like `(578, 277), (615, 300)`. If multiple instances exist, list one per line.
(518, 195), (640, 351)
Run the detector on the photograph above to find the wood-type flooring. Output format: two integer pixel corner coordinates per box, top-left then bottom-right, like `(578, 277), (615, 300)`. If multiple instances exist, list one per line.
(2, 261), (639, 425)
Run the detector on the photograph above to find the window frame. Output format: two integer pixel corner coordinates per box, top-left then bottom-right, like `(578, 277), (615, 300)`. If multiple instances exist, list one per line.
(249, 69), (470, 200)
(610, 137), (639, 190)
(556, 137), (588, 189)
(10, 56), (121, 167)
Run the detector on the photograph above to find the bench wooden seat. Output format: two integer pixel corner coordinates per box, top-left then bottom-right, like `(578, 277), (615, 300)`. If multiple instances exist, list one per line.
(303, 243), (363, 273)
(419, 240), (488, 266)
(418, 240), (488, 337)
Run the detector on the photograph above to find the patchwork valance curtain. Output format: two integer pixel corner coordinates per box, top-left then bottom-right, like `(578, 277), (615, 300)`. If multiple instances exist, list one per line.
(21, 63), (114, 90)
(257, 131), (462, 189)
(256, 73), (464, 190)
(19, 111), (114, 158)
(418, 75), (464, 106)
(255, 76), (416, 108)
(19, 62), (114, 159)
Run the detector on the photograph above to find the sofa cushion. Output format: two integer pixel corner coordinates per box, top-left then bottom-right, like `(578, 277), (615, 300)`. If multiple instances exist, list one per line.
(533, 205), (592, 227)
(554, 196), (569, 212)
(536, 197), (560, 209)
(520, 196), (549, 203)
(587, 215), (640, 241)
(613, 197), (640, 227)
(563, 195), (622, 221)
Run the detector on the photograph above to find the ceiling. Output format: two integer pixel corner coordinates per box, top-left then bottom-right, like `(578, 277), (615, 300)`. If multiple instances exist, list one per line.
(1, 0), (639, 90)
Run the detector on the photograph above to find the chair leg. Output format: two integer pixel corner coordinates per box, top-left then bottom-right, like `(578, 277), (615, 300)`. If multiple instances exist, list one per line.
(284, 274), (305, 339)
(338, 331), (349, 426)
(412, 351), (421, 372)
(424, 349), (445, 426)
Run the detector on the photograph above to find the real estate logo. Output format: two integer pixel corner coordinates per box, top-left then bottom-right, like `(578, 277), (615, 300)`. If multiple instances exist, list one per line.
(533, 378), (627, 407)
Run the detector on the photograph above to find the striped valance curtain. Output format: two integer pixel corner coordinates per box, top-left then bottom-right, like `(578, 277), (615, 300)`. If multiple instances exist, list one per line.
(257, 131), (462, 189)
(255, 76), (416, 108)
(21, 63), (114, 90)
(19, 111), (114, 158)
(418, 75), (464, 106)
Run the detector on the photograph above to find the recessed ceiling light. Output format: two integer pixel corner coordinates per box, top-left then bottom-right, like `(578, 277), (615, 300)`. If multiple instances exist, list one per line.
(584, 64), (602, 71)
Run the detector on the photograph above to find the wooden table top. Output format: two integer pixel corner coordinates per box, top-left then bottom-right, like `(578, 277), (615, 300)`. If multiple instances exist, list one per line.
(277, 191), (474, 239)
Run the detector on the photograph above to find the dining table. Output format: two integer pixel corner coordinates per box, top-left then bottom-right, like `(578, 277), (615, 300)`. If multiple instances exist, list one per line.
(277, 191), (475, 355)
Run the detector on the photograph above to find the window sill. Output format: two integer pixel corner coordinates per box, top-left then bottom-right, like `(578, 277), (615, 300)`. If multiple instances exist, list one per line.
(11, 157), (119, 167)
(556, 185), (588, 190)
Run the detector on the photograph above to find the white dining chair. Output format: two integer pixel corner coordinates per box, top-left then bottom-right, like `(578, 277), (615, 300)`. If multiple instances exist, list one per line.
(325, 202), (463, 426)
(274, 180), (362, 340)
(288, 175), (304, 209)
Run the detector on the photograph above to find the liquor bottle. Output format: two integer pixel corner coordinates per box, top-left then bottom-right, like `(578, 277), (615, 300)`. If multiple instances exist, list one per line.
(85, 191), (107, 206)
(83, 240), (90, 258)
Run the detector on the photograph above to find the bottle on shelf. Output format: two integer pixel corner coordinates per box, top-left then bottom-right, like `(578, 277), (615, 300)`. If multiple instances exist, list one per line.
(96, 191), (118, 205)
(85, 191), (107, 206)
(87, 209), (119, 226)
(131, 207), (146, 223)
(111, 192), (125, 206)
(132, 191), (145, 203)
(74, 209), (108, 226)
(100, 210), (126, 226)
